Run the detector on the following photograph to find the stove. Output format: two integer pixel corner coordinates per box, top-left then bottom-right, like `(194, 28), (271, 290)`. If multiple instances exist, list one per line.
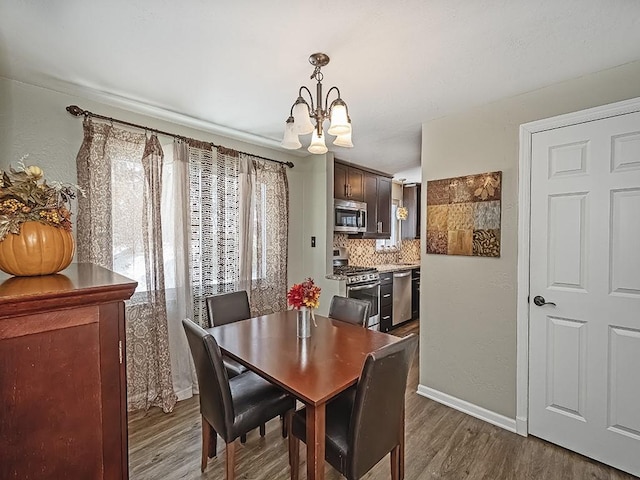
(333, 265), (380, 286)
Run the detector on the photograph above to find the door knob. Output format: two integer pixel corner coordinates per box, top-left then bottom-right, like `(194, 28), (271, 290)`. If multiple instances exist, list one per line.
(533, 295), (556, 307)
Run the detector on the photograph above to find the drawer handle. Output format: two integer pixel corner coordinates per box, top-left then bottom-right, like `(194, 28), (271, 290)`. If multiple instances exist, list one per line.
(383, 294), (391, 298)
(382, 316), (391, 320)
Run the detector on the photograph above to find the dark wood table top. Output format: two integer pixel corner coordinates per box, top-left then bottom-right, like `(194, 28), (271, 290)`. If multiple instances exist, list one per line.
(208, 310), (400, 406)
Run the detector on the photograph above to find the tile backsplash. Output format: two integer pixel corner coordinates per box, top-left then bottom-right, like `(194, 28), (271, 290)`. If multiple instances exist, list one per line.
(334, 234), (421, 266)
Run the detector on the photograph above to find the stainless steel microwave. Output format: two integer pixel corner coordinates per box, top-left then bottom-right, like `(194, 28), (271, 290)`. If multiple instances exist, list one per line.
(334, 199), (367, 233)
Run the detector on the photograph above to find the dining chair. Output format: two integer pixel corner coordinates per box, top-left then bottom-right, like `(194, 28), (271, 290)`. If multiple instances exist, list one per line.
(205, 291), (252, 378)
(288, 333), (418, 480)
(328, 295), (370, 327)
(205, 290), (287, 439)
(182, 318), (294, 479)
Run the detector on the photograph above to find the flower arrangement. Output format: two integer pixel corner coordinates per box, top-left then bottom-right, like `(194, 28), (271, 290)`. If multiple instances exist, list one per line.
(287, 277), (321, 310)
(0, 158), (83, 241)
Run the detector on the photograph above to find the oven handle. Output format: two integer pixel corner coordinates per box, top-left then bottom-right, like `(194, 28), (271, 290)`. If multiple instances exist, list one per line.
(347, 282), (381, 292)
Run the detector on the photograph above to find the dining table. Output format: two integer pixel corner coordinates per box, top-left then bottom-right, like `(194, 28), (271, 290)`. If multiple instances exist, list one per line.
(207, 309), (401, 480)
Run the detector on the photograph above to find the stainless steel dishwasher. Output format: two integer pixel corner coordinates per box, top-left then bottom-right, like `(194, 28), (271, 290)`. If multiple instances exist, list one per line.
(392, 270), (412, 326)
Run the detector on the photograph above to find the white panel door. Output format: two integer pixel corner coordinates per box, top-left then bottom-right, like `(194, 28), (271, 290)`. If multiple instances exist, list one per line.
(529, 111), (640, 476)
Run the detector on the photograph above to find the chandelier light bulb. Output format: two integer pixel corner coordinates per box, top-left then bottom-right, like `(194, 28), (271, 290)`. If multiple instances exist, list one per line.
(308, 128), (328, 154)
(292, 99), (315, 135)
(327, 100), (350, 136)
(281, 117), (302, 149)
(333, 130), (353, 148)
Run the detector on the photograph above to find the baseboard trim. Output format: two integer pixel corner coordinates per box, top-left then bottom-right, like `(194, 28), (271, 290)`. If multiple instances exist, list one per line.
(416, 384), (517, 433)
(516, 416), (528, 437)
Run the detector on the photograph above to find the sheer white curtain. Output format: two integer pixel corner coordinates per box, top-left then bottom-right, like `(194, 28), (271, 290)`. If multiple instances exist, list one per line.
(161, 140), (197, 399)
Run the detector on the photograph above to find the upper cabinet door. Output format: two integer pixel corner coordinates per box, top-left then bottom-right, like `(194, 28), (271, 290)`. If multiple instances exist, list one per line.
(334, 162), (365, 201)
(364, 172), (379, 236)
(347, 167), (364, 202)
(334, 162), (349, 200)
(402, 184), (421, 239)
(377, 177), (392, 236)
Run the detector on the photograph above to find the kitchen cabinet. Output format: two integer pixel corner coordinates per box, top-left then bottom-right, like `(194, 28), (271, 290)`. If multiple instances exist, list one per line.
(334, 161), (364, 201)
(334, 160), (392, 239)
(361, 172), (392, 239)
(411, 267), (420, 320)
(379, 271), (393, 333)
(0, 263), (136, 480)
(402, 183), (421, 240)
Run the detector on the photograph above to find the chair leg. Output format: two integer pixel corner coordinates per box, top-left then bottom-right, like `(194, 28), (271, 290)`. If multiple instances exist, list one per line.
(201, 416), (217, 472)
(240, 433), (247, 444)
(281, 414), (288, 438)
(225, 439), (236, 480)
(260, 423), (266, 436)
(390, 445), (400, 480)
(400, 408), (405, 480)
(288, 412), (299, 480)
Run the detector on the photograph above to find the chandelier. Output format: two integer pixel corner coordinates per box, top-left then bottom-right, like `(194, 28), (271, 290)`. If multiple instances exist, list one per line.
(281, 53), (353, 154)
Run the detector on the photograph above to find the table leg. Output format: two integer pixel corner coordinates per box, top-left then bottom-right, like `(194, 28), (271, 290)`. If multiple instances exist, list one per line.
(400, 406), (405, 480)
(306, 402), (326, 480)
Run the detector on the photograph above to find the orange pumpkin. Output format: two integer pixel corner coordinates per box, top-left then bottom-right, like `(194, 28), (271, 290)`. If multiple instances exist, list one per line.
(0, 221), (75, 276)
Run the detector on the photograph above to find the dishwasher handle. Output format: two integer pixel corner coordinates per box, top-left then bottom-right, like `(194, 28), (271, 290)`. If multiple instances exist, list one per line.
(393, 271), (411, 278)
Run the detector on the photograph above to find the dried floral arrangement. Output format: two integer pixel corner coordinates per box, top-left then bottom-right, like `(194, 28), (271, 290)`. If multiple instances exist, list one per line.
(0, 157), (83, 241)
(287, 277), (321, 310)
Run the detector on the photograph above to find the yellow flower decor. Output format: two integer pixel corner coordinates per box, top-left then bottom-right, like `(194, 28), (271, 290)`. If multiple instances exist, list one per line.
(287, 277), (321, 310)
(0, 157), (84, 241)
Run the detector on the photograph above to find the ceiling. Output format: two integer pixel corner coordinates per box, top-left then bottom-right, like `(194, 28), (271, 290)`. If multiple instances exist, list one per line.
(1, 1), (640, 174)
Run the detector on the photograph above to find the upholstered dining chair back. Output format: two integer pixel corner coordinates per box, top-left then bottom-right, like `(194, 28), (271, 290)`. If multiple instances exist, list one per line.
(206, 290), (251, 327)
(347, 333), (418, 479)
(182, 318), (234, 440)
(183, 318), (294, 478)
(289, 333), (418, 480)
(328, 295), (370, 327)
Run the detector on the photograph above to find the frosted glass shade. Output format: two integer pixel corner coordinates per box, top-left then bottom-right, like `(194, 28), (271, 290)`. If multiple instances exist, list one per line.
(292, 100), (314, 135)
(327, 101), (350, 136)
(281, 119), (302, 149)
(308, 129), (328, 154)
(333, 130), (353, 148)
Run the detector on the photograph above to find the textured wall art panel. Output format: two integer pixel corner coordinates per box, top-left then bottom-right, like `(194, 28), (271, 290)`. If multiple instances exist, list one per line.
(426, 171), (502, 257)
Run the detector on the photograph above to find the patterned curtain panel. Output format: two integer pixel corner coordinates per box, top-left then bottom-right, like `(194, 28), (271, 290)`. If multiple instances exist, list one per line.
(76, 119), (177, 413)
(188, 146), (289, 325)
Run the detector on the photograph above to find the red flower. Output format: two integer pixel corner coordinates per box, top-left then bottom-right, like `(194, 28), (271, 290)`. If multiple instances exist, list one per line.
(287, 277), (321, 309)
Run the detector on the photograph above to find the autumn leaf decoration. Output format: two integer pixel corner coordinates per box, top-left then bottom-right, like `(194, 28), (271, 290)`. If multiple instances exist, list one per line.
(473, 174), (501, 200)
(0, 156), (84, 241)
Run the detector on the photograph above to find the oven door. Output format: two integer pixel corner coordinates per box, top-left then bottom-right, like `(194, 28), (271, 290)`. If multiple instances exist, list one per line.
(346, 282), (380, 330)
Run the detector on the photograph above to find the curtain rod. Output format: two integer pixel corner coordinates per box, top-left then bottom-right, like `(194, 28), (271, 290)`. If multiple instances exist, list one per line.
(66, 105), (294, 168)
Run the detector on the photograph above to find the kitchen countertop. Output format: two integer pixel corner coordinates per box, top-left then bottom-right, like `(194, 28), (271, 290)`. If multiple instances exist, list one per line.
(326, 262), (420, 280)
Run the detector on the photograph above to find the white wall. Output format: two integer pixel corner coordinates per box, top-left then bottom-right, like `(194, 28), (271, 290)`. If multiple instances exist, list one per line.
(420, 60), (640, 419)
(0, 75), (339, 312)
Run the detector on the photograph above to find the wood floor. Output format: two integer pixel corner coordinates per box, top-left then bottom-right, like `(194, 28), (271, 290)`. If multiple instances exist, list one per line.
(128, 320), (635, 480)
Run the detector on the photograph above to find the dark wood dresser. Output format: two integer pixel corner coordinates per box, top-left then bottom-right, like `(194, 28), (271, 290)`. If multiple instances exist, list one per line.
(0, 263), (137, 479)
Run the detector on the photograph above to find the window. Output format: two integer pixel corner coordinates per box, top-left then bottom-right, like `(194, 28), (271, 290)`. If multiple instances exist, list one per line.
(376, 199), (401, 251)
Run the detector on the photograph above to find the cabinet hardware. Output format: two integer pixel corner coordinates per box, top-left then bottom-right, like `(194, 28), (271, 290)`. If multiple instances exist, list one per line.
(119, 340), (123, 364)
